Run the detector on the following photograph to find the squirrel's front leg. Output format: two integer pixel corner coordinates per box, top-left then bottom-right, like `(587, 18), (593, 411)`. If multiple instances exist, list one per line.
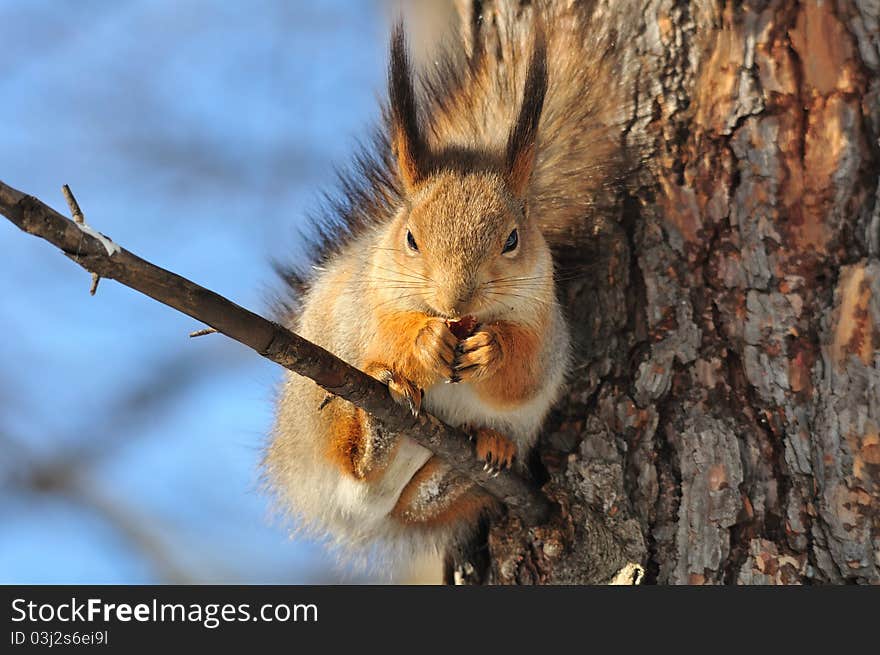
(455, 322), (542, 473)
(362, 311), (458, 415)
(453, 320), (542, 407)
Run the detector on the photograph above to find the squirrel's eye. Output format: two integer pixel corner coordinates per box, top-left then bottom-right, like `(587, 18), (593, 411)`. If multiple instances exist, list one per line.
(406, 229), (419, 252)
(502, 229), (519, 254)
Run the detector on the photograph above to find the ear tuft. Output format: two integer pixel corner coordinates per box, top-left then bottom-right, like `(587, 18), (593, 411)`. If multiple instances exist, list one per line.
(389, 23), (426, 193)
(505, 27), (547, 199)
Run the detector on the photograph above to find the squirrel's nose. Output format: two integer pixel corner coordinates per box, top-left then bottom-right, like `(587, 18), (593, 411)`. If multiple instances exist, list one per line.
(437, 287), (474, 318)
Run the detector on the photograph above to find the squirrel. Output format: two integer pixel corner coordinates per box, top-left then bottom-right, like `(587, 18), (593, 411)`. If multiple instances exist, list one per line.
(265, 3), (626, 562)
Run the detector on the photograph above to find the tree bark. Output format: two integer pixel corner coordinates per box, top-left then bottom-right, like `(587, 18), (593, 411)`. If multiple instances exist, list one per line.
(3, 0), (877, 585)
(460, 0), (880, 584)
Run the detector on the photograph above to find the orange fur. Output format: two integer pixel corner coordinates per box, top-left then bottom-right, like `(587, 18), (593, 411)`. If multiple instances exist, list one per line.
(324, 404), (396, 482)
(392, 124), (423, 192)
(363, 311), (458, 391)
(458, 320), (545, 407)
(324, 403), (368, 478)
(506, 142), (537, 199)
(473, 427), (518, 470)
(363, 360), (424, 415)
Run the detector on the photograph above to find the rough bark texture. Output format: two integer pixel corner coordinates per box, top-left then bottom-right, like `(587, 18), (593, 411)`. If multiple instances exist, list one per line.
(463, 0), (880, 584)
(3, 1), (877, 585)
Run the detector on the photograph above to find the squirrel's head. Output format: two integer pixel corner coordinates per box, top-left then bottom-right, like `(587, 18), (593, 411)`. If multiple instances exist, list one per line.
(372, 24), (553, 322)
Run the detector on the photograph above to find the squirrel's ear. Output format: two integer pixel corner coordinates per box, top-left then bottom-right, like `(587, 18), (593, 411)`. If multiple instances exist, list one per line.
(389, 23), (426, 193)
(505, 28), (547, 200)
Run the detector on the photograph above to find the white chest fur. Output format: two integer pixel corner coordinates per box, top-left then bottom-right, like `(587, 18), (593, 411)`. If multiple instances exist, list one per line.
(423, 380), (551, 448)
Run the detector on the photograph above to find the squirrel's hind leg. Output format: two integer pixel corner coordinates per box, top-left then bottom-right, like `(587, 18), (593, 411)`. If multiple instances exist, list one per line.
(442, 517), (491, 585)
(390, 457), (495, 584)
(324, 401), (395, 481)
(465, 425), (518, 475)
(390, 457), (495, 527)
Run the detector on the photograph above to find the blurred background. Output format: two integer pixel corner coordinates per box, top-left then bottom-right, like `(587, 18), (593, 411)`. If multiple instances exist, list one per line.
(0, 0), (453, 583)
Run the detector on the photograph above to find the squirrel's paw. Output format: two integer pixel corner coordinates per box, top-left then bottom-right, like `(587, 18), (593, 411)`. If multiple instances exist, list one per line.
(453, 329), (502, 382)
(364, 362), (422, 416)
(470, 426), (517, 475)
(414, 317), (458, 383)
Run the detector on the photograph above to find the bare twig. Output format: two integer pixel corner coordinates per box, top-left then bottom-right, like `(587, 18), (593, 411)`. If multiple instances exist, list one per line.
(189, 327), (218, 338)
(61, 184), (85, 224)
(0, 179), (552, 525)
(61, 184), (101, 295)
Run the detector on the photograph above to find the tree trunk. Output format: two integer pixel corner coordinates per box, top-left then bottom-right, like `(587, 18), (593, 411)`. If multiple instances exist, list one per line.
(451, 0), (880, 584)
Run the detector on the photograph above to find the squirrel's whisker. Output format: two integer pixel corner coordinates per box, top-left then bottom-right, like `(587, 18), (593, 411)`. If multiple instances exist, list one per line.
(485, 291), (553, 307)
(368, 262), (430, 282)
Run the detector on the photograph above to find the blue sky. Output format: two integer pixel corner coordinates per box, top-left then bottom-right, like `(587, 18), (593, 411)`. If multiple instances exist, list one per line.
(0, 0), (397, 583)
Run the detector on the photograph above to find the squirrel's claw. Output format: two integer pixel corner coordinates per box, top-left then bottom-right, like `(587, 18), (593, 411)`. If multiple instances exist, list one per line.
(414, 317), (459, 384)
(473, 427), (517, 472)
(405, 396), (418, 416)
(453, 329), (502, 382)
(363, 362), (422, 416)
(389, 378), (421, 417)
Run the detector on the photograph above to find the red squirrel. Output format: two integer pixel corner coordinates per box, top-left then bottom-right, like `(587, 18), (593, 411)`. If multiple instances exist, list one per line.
(266, 4), (625, 561)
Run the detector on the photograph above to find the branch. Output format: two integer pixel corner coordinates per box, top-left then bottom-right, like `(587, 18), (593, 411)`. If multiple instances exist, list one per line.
(0, 180), (551, 525)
